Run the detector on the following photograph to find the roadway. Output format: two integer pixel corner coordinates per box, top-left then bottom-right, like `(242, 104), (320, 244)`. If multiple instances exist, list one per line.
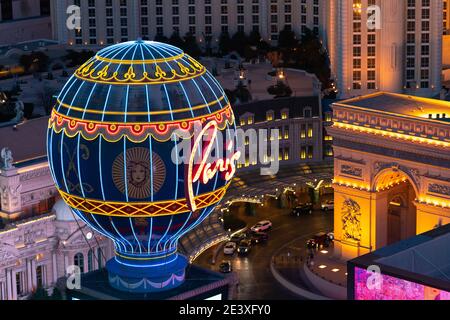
(193, 204), (334, 300)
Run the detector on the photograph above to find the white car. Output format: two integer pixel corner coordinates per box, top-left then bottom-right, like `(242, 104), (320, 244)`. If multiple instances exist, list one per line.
(321, 200), (334, 211)
(223, 242), (237, 255)
(251, 220), (272, 233)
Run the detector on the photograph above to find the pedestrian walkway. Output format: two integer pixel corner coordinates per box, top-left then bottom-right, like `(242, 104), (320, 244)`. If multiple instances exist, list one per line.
(271, 236), (348, 299)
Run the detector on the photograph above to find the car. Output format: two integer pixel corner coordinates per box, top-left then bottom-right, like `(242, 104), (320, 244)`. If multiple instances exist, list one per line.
(313, 232), (331, 248)
(223, 242), (237, 255)
(250, 220), (272, 233)
(306, 239), (317, 250)
(327, 232), (335, 241)
(230, 232), (247, 244)
(219, 260), (232, 273)
(292, 203), (313, 216)
(250, 232), (269, 245)
(237, 239), (252, 255)
(321, 200), (334, 212)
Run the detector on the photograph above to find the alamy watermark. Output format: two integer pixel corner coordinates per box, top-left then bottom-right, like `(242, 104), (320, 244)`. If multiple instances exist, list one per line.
(66, 5), (81, 31)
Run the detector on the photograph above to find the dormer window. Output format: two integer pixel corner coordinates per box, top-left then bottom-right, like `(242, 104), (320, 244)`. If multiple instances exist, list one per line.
(281, 109), (289, 120)
(304, 107), (312, 118)
(248, 116), (253, 125)
(266, 111), (274, 121)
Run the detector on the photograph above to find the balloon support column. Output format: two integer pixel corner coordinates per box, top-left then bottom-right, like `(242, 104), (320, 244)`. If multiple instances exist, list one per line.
(106, 253), (187, 293)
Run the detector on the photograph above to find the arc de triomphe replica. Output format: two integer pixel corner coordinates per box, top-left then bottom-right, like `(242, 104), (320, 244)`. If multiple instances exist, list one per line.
(328, 92), (450, 260)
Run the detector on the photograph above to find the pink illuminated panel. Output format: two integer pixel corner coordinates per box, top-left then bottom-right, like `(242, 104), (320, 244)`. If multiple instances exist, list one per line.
(354, 267), (450, 300)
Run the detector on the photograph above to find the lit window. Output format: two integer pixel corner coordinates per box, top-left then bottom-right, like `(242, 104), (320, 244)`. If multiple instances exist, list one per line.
(281, 111), (288, 120)
(307, 125), (313, 138)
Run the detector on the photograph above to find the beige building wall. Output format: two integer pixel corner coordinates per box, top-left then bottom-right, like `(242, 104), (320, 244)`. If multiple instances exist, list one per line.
(326, 0), (443, 99)
(0, 0), (52, 44)
(52, 0), (326, 48)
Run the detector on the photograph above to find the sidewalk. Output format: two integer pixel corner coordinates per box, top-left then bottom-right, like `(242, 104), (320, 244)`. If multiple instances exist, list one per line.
(271, 237), (348, 299)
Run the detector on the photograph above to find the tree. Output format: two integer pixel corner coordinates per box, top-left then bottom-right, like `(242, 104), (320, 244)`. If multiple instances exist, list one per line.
(234, 83), (252, 103)
(248, 30), (262, 47)
(168, 31), (184, 49)
(267, 81), (293, 98)
(182, 32), (201, 57)
(29, 286), (50, 300)
(224, 89), (236, 104)
(231, 31), (248, 56)
(50, 287), (63, 300)
(218, 31), (231, 56)
(65, 49), (95, 67)
(296, 28), (332, 90)
(19, 52), (49, 73)
(154, 34), (168, 43)
(278, 27), (298, 48)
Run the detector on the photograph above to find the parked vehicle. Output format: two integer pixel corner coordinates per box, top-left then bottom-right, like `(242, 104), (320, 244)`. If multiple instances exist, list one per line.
(237, 239), (252, 255)
(307, 232), (332, 249)
(292, 203), (313, 216)
(321, 200), (334, 212)
(250, 232), (269, 245)
(223, 242), (237, 255)
(219, 260), (232, 273)
(250, 220), (272, 233)
(327, 232), (335, 241)
(313, 232), (331, 248)
(230, 232), (247, 244)
(306, 239), (317, 250)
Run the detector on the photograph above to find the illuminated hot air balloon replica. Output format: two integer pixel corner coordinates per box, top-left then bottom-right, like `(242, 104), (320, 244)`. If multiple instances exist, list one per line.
(47, 41), (239, 293)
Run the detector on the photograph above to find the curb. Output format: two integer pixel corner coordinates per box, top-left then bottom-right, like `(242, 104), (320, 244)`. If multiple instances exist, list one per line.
(269, 233), (332, 300)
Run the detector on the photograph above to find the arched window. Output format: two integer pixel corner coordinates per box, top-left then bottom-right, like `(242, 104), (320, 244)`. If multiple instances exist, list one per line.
(97, 248), (103, 269)
(88, 249), (94, 272)
(74, 253), (84, 273)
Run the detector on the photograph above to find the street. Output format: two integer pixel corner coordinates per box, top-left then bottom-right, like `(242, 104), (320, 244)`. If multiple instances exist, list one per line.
(193, 203), (334, 300)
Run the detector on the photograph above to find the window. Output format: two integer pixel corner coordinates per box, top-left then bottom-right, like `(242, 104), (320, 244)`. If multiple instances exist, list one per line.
(74, 253), (84, 273)
(97, 248), (103, 269)
(284, 126), (289, 139)
(301, 147), (307, 159)
(36, 266), (44, 287)
(304, 108), (312, 118)
(88, 249), (94, 272)
(281, 111), (288, 120)
(307, 124), (313, 138)
(266, 112), (273, 121)
(16, 272), (24, 296)
(307, 146), (314, 159)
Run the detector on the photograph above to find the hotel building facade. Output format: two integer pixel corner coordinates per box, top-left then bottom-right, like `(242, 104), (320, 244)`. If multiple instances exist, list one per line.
(51, 0), (326, 46)
(327, 0), (443, 99)
(0, 0), (52, 45)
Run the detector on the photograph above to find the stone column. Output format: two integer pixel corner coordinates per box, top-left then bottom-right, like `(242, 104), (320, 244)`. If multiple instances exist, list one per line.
(84, 250), (89, 274)
(52, 253), (58, 283)
(6, 269), (12, 300)
(11, 270), (17, 300)
(26, 259), (32, 291)
(31, 259), (37, 289)
(64, 254), (69, 275)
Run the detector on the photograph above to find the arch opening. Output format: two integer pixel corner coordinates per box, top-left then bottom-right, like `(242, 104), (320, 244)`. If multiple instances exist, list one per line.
(374, 170), (418, 246)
